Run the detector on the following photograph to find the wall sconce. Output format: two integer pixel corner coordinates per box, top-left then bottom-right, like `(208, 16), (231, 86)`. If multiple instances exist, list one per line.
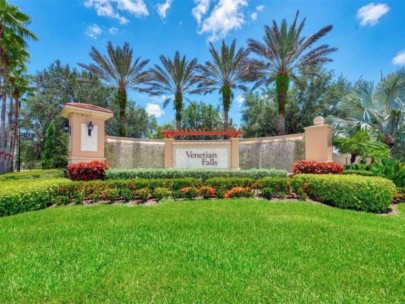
(64, 121), (71, 135)
(87, 121), (94, 136)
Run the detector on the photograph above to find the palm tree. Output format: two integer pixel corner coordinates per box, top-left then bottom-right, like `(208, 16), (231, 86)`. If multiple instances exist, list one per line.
(329, 69), (405, 156)
(79, 42), (149, 137)
(147, 51), (200, 130)
(0, 0), (37, 173)
(248, 11), (337, 135)
(197, 39), (252, 131)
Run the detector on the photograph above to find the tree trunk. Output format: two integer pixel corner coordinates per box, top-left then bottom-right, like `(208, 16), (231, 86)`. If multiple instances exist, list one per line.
(222, 85), (231, 139)
(0, 59), (6, 174)
(175, 91), (182, 130)
(11, 89), (19, 172)
(276, 74), (290, 136)
(117, 86), (127, 137)
(349, 153), (357, 169)
(5, 78), (14, 172)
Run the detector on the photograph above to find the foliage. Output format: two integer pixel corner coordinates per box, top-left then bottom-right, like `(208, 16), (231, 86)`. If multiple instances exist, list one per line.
(205, 177), (255, 191)
(0, 169), (64, 181)
(262, 187), (274, 199)
(292, 161), (344, 174)
(79, 42), (150, 137)
(66, 161), (109, 181)
(343, 170), (375, 177)
(180, 187), (199, 200)
(293, 174), (395, 213)
(152, 187), (171, 201)
(256, 178), (291, 195)
(248, 11), (336, 135)
(393, 188), (405, 204)
(370, 159), (405, 187)
(199, 186), (216, 199)
(333, 130), (390, 166)
(106, 168), (287, 180)
(120, 188), (133, 202)
(224, 187), (254, 199)
(41, 121), (56, 169)
(146, 51), (200, 129)
(134, 188), (149, 202)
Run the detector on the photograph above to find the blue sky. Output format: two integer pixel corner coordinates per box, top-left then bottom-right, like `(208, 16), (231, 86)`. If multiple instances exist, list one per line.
(12, 0), (405, 126)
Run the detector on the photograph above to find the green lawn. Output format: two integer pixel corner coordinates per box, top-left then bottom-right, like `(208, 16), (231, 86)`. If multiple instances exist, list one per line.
(1, 201), (404, 303)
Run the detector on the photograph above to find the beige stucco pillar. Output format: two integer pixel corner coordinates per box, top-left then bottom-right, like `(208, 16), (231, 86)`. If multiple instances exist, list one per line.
(164, 138), (174, 168)
(304, 116), (333, 162)
(61, 103), (113, 164)
(230, 137), (240, 169)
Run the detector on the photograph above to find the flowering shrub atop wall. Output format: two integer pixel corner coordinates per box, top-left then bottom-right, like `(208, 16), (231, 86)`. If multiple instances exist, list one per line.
(292, 160), (344, 174)
(67, 161), (109, 181)
(224, 187), (254, 199)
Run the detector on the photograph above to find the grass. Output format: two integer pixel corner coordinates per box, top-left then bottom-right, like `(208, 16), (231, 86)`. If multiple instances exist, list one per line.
(0, 200), (404, 303)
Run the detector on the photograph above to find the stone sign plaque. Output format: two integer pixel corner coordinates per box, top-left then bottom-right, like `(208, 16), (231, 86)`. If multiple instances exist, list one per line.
(175, 147), (229, 169)
(80, 123), (98, 152)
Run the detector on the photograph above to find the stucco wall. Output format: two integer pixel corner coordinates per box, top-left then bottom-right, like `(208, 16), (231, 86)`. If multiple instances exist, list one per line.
(105, 136), (165, 169)
(239, 134), (305, 171)
(105, 134), (305, 171)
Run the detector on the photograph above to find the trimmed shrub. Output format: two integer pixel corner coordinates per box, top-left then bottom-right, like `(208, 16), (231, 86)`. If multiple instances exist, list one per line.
(153, 187), (171, 201)
(256, 178), (291, 195)
(180, 187), (199, 200)
(120, 188), (133, 202)
(293, 161), (344, 174)
(0, 169), (64, 181)
(224, 187), (254, 199)
(134, 189), (149, 202)
(393, 188), (405, 204)
(105, 168), (287, 180)
(343, 170), (375, 177)
(293, 174), (395, 213)
(199, 186), (216, 199)
(67, 161), (108, 181)
(205, 177), (255, 191)
(262, 187), (274, 200)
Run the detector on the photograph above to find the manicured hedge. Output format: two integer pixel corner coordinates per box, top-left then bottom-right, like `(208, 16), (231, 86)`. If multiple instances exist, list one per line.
(293, 174), (395, 213)
(343, 170), (376, 176)
(0, 179), (72, 217)
(105, 168), (287, 180)
(293, 161), (344, 174)
(0, 169), (64, 181)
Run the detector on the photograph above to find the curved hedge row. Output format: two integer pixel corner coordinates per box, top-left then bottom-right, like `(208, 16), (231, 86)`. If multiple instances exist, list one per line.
(105, 168), (287, 180)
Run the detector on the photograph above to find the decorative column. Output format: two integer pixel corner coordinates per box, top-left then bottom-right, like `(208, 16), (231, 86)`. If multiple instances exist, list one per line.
(230, 137), (240, 169)
(304, 116), (333, 162)
(164, 138), (174, 168)
(61, 103), (113, 164)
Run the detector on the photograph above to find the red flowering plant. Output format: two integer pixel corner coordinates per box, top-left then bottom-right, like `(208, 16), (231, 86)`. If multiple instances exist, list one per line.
(199, 186), (216, 199)
(224, 187), (254, 199)
(66, 161), (109, 181)
(180, 187), (199, 200)
(292, 160), (344, 175)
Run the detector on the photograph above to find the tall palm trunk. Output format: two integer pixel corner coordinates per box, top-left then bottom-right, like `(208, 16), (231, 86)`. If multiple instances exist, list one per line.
(5, 77), (14, 172)
(117, 86), (127, 137)
(222, 85), (232, 131)
(11, 89), (19, 172)
(0, 59), (7, 174)
(276, 74), (290, 135)
(175, 92), (182, 130)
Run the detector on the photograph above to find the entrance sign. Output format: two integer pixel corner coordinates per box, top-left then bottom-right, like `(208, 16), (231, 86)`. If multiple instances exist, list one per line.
(175, 148), (229, 169)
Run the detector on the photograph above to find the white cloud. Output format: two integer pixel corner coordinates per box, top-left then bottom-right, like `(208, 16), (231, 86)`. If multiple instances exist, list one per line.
(85, 24), (103, 39)
(117, 0), (148, 17)
(195, 0), (248, 41)
(393, 50), (405, 65)
(357, 3), (390, 26)
(108, 26), (118, 34)
(250, 12), (257, 21)
(236, 95), (245, 106)
(256, 5), (264, 12)
(151, 94), (169, 103)
(146, 103), (165, 118)
(84, 0), (148, 24)
(192, 0), (211, 25)
(157, 0), (173, 19)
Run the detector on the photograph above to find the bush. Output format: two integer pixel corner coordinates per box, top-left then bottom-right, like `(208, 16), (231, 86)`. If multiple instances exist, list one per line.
(0, 169), (64, 181)
(67, 161), (109, 181)
(134, 189), (149, 202)
(205, 177), (255, 192)
(343, 170), (375, 176)
(105, 168), (287, 180)
(153, 187), (171, 201)
(293, 161), (344, 174)
(180, 187), (199, 200)
(224, 187), (254, 199)
(262, 187), (274, 200)
(393, 188), (405, 204)
(199, 186), (216, 199)
(256, 178), (291, 195)
(120, 188), (133, 202)
(293, 174), (395, 213)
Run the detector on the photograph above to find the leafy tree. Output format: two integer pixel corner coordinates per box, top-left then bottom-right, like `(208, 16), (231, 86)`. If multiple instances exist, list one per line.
(147, 51), (200, 130)
(196, 40), (252, 131)
(334, 131), (390, 167)
(329, 69), (405, 159)
(41, 121), (56, 169)
(248, 11), (337, 135)
(79, 42), (149, 136)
